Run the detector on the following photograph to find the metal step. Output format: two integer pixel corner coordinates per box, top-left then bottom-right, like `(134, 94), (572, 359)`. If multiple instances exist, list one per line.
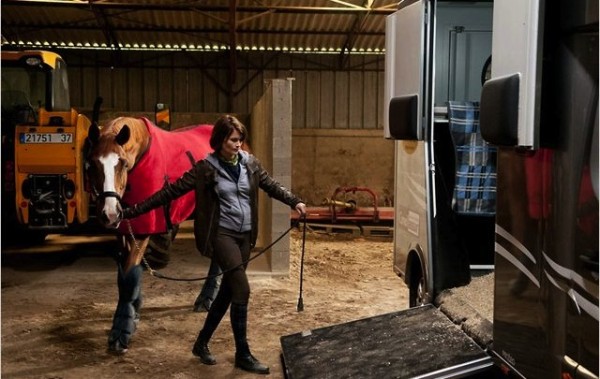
(280, 304), (493, 379)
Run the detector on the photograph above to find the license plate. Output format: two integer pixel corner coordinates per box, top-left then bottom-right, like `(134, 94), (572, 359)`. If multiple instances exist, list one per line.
(20, 133), (73, 144)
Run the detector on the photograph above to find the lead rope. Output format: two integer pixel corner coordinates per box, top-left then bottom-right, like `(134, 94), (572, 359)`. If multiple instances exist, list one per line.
(125, 219), (160, 277)
(125, 218), (305, 283)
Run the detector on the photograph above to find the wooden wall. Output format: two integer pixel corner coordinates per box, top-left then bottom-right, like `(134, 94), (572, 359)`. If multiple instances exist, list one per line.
(60, 49), (385, 130)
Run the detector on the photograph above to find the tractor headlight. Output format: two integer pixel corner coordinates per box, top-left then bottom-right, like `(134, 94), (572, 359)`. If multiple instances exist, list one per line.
(25, 57), (42, 66)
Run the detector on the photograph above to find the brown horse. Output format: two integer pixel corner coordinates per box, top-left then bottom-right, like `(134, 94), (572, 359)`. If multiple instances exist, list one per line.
(86, 116), (213, 353)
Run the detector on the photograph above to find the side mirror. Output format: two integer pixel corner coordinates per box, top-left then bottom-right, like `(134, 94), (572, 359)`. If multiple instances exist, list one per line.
(155, 103), (171, 131)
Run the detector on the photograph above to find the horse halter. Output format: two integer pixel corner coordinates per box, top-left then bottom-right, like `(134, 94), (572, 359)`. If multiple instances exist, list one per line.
(85, 169), (123, 205)
(84, 165), (123, 205)
(99, 191), (123, 203)
(83, 153), (124, 205)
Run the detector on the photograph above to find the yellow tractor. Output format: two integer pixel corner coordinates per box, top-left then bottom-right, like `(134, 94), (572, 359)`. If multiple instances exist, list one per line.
(1, 50), (92, 245)
(2, 51), (178, 266)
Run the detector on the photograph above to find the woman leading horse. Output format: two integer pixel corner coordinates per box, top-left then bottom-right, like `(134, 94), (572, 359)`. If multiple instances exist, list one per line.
(90, 116), (306, 374)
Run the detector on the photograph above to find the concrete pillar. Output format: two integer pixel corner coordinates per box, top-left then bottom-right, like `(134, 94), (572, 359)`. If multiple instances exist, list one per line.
(250, 78), (294, 275)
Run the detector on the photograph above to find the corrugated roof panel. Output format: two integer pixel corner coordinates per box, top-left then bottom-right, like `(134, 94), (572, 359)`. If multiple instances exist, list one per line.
(1, 0), (398, 53)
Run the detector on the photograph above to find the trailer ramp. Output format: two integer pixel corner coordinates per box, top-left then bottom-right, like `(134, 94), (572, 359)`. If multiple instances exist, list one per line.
(280, 304), (492, 379)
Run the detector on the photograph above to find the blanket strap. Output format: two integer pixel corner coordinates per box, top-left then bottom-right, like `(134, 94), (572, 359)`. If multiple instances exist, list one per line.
(185, 151), (196, 166)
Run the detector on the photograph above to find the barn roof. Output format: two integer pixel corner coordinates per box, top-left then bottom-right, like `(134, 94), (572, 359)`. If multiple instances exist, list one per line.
(1, 0), (399, 56)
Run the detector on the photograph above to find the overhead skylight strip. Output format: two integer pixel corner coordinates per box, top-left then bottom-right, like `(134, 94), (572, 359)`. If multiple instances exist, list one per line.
(2, 40), (385, 55)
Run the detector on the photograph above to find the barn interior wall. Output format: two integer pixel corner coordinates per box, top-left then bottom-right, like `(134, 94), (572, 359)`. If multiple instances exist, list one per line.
(60, 49), (393, 207)
(292, 129), (395, 208)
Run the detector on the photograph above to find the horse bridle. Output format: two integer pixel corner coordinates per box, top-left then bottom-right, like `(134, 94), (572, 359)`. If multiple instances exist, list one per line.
(98, 191), (123, 203)
(87, 177), (123, 205)
(84, 157), (124, 205)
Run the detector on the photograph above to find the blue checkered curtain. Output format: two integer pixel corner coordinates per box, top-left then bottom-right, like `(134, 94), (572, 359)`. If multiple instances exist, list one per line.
(447, 101), (497, 215)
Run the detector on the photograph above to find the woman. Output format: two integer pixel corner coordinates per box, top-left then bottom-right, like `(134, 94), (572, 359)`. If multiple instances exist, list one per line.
(123, 115), (306, 374)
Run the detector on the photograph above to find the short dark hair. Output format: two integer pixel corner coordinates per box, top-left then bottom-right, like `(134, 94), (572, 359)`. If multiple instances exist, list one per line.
(210, 115), (247, 152)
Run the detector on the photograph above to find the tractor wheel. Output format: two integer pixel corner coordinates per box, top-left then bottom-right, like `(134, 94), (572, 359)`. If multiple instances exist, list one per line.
(1, 226), (47, 247)
(144, 225), (180, 269)
(408, 263), (428, 307)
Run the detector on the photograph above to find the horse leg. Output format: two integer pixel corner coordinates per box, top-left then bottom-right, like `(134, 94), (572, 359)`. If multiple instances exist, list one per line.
(107, 236), (149, 354)
(126, 237), (148, 324)
(193, 259), (222, 312)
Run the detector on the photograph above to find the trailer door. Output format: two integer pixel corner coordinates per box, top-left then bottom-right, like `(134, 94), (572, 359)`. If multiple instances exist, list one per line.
(481, 0), (544, 148)
(385, 0), (435, 306)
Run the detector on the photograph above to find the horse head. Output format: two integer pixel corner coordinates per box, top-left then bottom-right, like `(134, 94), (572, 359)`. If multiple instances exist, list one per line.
(86, 117), (149, 228)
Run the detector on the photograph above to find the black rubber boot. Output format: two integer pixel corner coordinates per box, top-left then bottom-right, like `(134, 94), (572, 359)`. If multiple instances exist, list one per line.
(235, 352), (270, 375)
(231, 303), (270, 375)
(192, 332), (216, 365)
(192, 286), (232, 364)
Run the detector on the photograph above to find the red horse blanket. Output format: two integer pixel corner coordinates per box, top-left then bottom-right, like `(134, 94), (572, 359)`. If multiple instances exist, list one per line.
(118, 118), (213, 234)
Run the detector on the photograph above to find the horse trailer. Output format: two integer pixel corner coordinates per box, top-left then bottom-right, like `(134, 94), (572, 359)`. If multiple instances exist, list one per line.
(281, 1), (597, 378)
(385, 0), (598, 378)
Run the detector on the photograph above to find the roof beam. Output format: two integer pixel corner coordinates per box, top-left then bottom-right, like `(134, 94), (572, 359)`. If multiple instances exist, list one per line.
(338, 0), (372, 68)
(88, 0), (122, 65)
(1, 0), (397, 15)
(0, 22), (385, 37)
(227, 0), (237, 111)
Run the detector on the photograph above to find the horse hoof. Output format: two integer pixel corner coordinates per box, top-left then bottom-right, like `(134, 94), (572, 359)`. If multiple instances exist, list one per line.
(108, 340), (128, 355)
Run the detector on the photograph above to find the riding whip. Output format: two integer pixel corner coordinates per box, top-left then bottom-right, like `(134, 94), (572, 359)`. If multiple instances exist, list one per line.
(297, 213), (307, 312)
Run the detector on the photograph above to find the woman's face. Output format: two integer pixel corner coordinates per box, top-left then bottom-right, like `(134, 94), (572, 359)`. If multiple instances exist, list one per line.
(220, 129), (243, 159)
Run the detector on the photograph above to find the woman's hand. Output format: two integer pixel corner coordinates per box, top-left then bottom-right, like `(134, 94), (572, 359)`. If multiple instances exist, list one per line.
(295, 202), (307, 217)
(122, 204), (138, 220)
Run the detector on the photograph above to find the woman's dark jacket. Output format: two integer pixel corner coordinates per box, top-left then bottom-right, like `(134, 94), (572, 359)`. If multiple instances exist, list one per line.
(126, 151), (302, 258)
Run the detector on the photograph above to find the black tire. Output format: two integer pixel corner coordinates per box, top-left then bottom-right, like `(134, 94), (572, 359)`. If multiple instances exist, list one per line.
(25, 230), (48, 245)
(1, 225), (47, 247)
(144, 224), (179, 269)
(408, 263), (428, 307)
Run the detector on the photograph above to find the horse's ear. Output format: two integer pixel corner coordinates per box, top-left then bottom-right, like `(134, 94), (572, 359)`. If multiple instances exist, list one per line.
(88, 122), (100, 144)
(115, 125), (131, 146)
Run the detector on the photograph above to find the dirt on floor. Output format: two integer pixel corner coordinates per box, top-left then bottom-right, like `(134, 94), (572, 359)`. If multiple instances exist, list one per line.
(1, 227), (407, 379)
